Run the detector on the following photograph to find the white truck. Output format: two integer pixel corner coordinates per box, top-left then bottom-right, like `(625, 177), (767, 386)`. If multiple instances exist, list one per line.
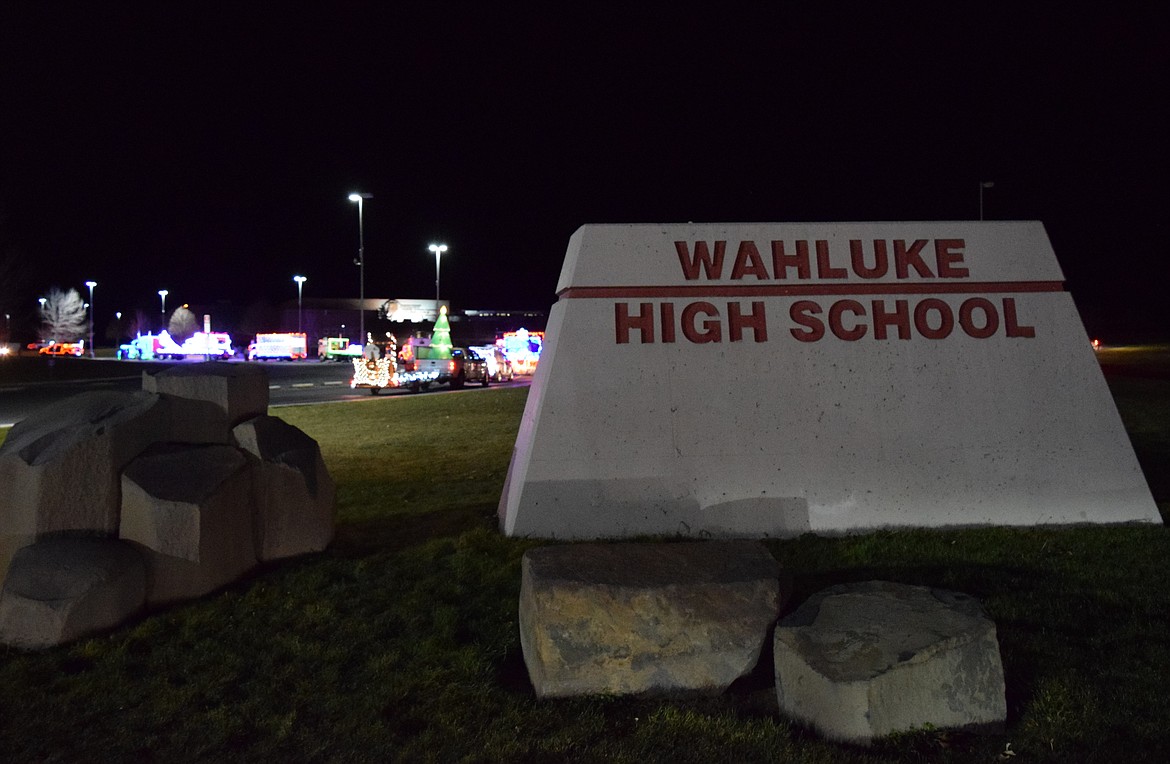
(248, 333), (307, 361)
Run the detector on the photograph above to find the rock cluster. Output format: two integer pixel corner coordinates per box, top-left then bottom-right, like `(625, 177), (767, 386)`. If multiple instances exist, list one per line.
(0, 362), (335, 648)
(519, 542), (1007, 744)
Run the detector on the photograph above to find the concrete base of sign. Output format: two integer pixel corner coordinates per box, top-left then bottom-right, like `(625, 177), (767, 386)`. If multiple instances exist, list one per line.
(0, 538), (146, 649)
(519, 541), (782, 698)
(773, 581), (1006, 745)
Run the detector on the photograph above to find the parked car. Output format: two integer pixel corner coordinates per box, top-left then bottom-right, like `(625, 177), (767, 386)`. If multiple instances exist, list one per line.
(470, 345), (514, 382)
(449, 347), (491, 388)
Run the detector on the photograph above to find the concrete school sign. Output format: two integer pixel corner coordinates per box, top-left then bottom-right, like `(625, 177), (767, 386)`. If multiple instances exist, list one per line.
(499, 222), (1162, 539)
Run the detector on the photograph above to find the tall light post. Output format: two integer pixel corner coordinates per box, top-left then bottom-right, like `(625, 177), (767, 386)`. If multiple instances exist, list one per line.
(348, 192), (372, 342)
(293, 275), (307, 333)
(429, 243), (448, 308)
(979, 181), (994, 221)
(85, 281), (97, 357)
(158, 289), (168, 323)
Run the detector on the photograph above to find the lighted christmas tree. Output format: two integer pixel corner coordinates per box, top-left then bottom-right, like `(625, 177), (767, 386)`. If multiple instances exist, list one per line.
(430, 305), (453, 358)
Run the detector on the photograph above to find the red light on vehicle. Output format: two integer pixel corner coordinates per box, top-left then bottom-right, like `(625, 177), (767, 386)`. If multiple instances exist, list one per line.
(1091, 338), (1101, 350)
(449, 360), (456, 372)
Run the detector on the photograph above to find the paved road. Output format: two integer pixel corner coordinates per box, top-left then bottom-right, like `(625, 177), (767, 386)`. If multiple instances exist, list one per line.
(0, 357), (530, 427)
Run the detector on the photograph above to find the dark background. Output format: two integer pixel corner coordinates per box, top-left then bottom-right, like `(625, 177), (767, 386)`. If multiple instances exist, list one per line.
(2, 3), (1167, 340)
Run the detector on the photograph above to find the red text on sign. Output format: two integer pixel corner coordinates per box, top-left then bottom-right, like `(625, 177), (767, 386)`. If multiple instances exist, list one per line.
(675, 239), (969, 281)
(788, 297), (1036, 342)
(615, 301), (769, 344)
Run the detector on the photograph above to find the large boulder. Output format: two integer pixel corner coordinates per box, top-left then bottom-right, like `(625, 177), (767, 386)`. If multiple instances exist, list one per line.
(773, 580), (1007, 745)
(142, 362), (269, 429)
(519, 541), (782, 698)
(0, 537), (145, 648)
(119, 443), (257, 605)
(155, 394), (236, 445)
(0, 391), (172, 542)
(232, 415), (335, 560)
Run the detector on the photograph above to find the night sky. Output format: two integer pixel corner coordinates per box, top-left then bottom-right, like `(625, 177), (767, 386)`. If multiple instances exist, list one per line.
(2, 3), (1168, 340)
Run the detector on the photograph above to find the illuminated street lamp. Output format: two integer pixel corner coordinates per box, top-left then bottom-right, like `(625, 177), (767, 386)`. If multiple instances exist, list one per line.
(428, 243), (448, 307)
(293, 275), (307, 333)
(158, 289), (169, 317)
(85, 281), (97, 357)
(979, 181), (994, 221)
(348, 192), (372, 343)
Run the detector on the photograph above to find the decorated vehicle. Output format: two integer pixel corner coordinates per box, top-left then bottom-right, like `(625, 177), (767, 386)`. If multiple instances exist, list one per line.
(317, 336), (364, 361)
(500, 329), (543, 374)
(118, 333), (163, 360)
(350, 356), (440, 395)
(248, 333), (307, 361)
(117, 331), (234, 360)
(350, 308), (490, 394)
(400, 308), (488, 388)
(39, 340), (84, 357)
(350, 335), (439, 395)
(179, 331), (234, 358)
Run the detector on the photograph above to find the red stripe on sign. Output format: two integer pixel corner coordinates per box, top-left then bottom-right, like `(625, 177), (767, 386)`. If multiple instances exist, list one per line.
(558, 281), (1065, 299)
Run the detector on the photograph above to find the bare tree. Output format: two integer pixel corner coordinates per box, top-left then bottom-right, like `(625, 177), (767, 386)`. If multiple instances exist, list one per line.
(168, 305), (199, 344)
(39, 287), (87, 342)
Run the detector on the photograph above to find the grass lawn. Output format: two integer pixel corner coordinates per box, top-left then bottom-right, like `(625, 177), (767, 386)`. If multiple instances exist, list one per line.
(2, 353), (1170, 762)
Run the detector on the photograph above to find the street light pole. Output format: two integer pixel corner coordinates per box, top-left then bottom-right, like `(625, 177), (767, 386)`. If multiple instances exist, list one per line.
(979, 181), (994, 221)
(158, 289), (168, 332)
(428, 243), (448, 308)
(348, 192), (372, 343)
(85, 281), (97, 357)
(293, 275), (307, 333)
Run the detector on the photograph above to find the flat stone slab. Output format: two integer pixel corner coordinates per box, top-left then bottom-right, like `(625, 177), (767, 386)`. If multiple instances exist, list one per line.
(0, 538), (145, 648)
(120, 444), (257, 605)
(232, 416), (335, 560)
(773, 580), (1006, 745)
(142, 362), (269, 428)
(519, 541), (782, 698)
